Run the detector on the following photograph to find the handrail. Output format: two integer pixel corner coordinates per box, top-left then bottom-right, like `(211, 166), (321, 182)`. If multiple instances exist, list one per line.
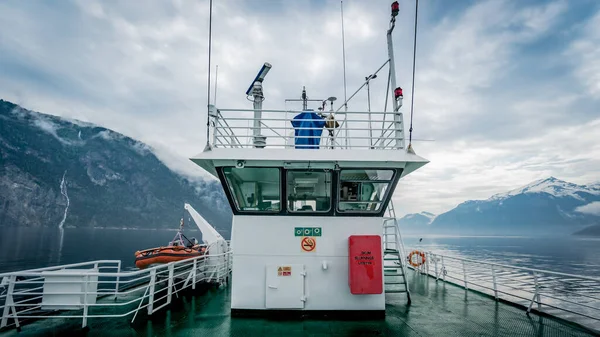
(209, 107), (405, 150)
(432, 254), (599, 282)
(0, 250), (233, 331)
(407, 250), (600, 332)
(0, 260), (121, 277)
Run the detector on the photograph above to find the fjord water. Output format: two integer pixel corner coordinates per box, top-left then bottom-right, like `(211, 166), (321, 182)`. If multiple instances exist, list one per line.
(1, 227), (599, 277)
(404, 235), (600, 277)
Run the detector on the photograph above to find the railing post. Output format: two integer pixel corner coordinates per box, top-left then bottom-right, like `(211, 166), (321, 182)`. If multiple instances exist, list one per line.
(192, 258), (197, 290)
(441, 256), (446, 282)
(527, 272), (542, 314)
(462, 260), (468, 290)
(167, 263), (174, 305)
(426, 251), (430, 276)
(434, 254), (439, 281)
(147, 269), (156, 315)
(209, 105), (218, 147)
(1, 275), (17, 329)
(81, 274), (89, 328)
(114, 261), (121, 301)
(491, 265), (498, 300)
(534, 273), (541, 311)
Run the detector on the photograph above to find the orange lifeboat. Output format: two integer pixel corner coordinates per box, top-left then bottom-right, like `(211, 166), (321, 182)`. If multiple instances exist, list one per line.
(134, 217), (207, 269)
(135, 244), (207, 269)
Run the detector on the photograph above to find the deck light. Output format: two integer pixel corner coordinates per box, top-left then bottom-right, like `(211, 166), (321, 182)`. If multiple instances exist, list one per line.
(391, 1), (399, 17)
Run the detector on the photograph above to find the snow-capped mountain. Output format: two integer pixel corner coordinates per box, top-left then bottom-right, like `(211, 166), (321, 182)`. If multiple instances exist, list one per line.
(0, 100), (232, 234)
(489, 177), (599, 201)
(426, 177), (600, 235)
(398, 211), (436, 227)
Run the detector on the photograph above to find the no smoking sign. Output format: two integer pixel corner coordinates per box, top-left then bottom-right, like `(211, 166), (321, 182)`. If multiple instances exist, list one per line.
(301, 237), (316, 252)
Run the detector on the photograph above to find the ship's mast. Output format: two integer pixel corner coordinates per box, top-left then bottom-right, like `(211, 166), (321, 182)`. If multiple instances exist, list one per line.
(387, 1), (404, 149)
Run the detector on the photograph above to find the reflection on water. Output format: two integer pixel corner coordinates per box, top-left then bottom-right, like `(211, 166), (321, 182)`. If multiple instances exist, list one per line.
(1, 228), (599, 277)
(404, 235), (600, 277)
(0, 227), (179, 273)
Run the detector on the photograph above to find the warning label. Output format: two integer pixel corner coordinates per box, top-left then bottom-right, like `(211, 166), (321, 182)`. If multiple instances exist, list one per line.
(301, 237), (316, 252)
(354, 250), (375, 265)
(277, 266), (292, 276)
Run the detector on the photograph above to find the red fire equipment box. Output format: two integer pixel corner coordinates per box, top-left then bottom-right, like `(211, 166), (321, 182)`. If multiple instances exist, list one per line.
(348, 235), (383, 294)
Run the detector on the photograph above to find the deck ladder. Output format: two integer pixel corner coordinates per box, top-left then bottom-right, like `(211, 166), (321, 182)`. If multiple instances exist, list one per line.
(382, 200), (411, 304)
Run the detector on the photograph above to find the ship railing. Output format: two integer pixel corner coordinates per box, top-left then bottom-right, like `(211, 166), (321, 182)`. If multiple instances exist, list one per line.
(0, 249), (233, 332)
(408, 251), (600, 332)
(210, 107), (405, 150)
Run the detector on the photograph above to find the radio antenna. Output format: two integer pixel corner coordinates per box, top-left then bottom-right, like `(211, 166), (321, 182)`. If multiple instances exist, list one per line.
(341, 1), (348, 112)
(341, 1), (349, 148)
(214, 64), (219, 106)
(205, 0), (213, 146)
(408, 0), (419, 153)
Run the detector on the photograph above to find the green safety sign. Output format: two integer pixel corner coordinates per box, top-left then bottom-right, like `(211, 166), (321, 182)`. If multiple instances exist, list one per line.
(294, 227), (322, 237)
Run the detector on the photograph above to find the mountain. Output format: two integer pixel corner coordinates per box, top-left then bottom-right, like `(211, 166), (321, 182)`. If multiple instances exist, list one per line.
(399, 211), (436, 227)
(573, 224), (600, 237)
(0, 100), (232, 235)
(427, 177), (600, 235)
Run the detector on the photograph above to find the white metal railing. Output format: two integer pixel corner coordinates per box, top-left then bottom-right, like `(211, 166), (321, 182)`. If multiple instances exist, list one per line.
(0, 250), (232, 331)
(408, 251), (600, 332)
(210, 108), (405, 150)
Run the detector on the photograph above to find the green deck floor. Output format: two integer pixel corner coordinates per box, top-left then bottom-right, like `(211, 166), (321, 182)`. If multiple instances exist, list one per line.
(4, 272), (598, 337)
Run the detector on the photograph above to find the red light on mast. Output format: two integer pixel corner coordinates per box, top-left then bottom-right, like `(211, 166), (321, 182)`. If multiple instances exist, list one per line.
(391, 1), (399, 17)
(394, 87), (403, 99)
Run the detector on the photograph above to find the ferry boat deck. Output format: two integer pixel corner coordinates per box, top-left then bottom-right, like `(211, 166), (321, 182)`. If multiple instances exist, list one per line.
(3, 271), (595, 337)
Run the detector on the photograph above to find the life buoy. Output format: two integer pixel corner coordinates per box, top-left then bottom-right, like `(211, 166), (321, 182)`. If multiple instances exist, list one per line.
(407, 250), (426, 267)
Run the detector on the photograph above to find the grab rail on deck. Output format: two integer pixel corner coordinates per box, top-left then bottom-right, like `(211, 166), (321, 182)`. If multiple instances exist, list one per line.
(210, 108), (405, 150)
(0, 250), (233, 331)
(408, 251), (600, 332)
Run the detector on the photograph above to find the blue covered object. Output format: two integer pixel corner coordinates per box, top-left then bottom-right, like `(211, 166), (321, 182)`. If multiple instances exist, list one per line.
(291, 111), (326, 149)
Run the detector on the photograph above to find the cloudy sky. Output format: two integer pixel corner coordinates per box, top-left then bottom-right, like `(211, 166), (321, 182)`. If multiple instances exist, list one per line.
(1, 0), (599, 216)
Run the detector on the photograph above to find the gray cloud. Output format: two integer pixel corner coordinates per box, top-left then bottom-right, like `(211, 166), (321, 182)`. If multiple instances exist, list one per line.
(1, 0), (599, 216)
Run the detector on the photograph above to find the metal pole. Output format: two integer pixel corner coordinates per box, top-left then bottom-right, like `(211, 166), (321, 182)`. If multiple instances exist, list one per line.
(434, 254), (438, 281)
(366, 78), (373, 147)
(341, 1), (349, 148)
(192, 258), (197, 290)
(387, 13), (403, 149)
(534, 273), (541, 311)
(82, 275), (89, 328)
(441, 256), (446, 282)
(336, 60), (389, 113)
(252, 83), (264, 147)
(214, 65), (219, 106)
(1, 275), (17, 328)
(212, 107), (218, 146)
(462, 261), (468, 290)
(114, 261), (121, 301)
(147, 269), (156, 315)
(492, 265), (498, 300)
(205, 0), (213, 146)
(167, 263), (174, 305)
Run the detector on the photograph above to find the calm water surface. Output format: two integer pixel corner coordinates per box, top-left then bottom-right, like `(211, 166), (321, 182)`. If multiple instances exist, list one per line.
(0, 228), (599, 277)
(404, 235), (600, 277)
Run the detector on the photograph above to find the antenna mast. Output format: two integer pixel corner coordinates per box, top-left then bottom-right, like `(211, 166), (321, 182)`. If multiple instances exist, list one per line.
(341, 1), (349, 148)
(205, 0), (214, 146)
(214, 64), (219, 106)
(387, 1), (404, 150)
(407, 0), (419, 154)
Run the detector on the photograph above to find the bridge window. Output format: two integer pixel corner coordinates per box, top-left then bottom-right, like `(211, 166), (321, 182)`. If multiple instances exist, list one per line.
(338, 169), (394, 213)
(287, 170), (332, 212)
(222, 167), (281, 212)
